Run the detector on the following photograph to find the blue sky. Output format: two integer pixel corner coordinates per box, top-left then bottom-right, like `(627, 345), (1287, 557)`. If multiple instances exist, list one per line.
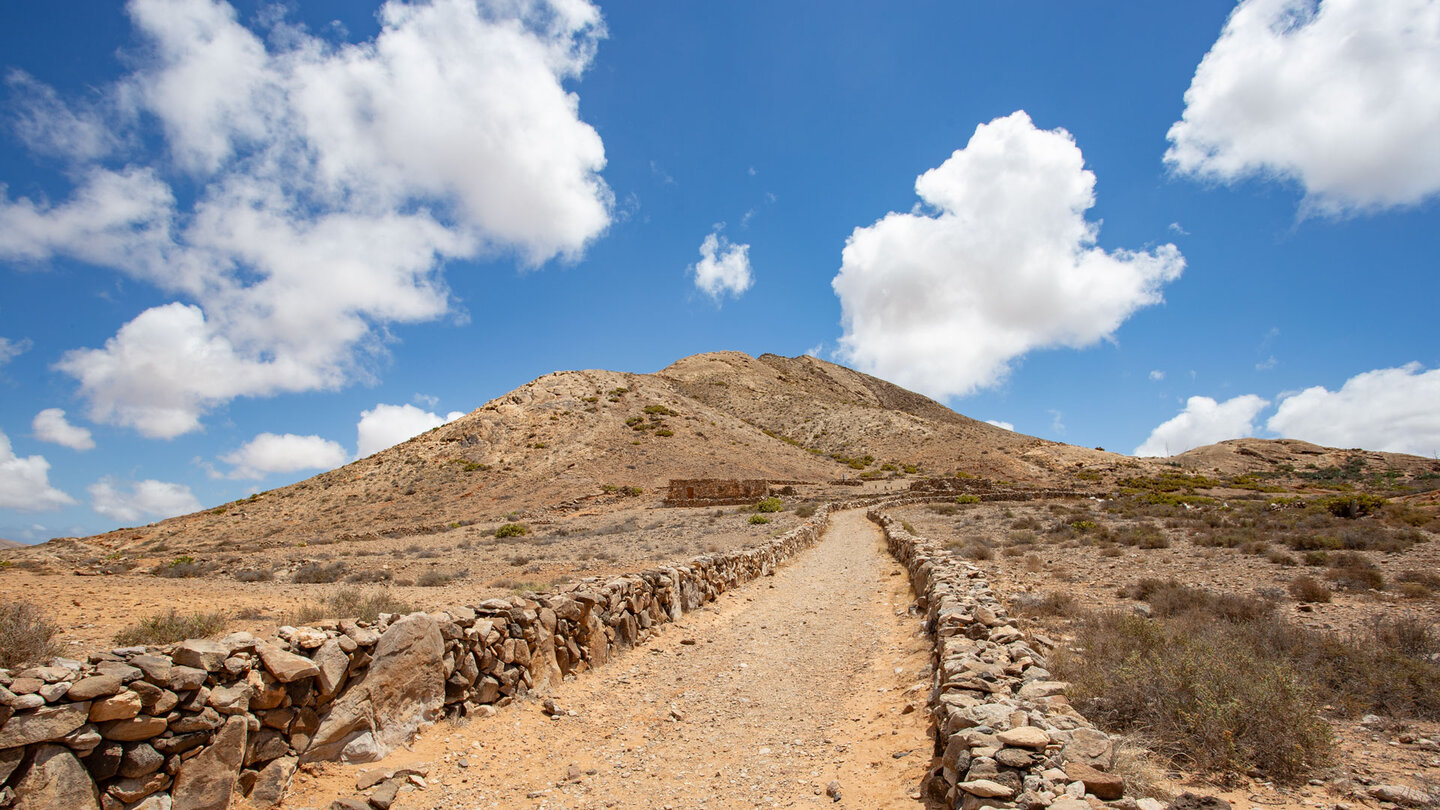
(2, 0), (1438, 542)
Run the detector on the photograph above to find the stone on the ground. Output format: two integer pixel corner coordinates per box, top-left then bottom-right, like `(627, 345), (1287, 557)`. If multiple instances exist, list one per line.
(1064, 761), (1124, 800)
(12, 744), (101, 810)
(1368, 785), (1435, 807)
(1166, 793), (1232, 810)
(171, 715), (247, 810)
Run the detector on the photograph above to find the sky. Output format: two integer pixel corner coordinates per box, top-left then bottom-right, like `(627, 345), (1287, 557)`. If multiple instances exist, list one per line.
(1, 0), (1438, 542)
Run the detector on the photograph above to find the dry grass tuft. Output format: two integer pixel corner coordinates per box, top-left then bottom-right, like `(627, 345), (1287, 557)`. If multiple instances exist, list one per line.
(0, 600), (61, 667)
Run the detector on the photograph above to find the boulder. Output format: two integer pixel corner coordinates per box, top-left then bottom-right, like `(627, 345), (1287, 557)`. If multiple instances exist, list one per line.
(313, 640), (349, 702)
(301, 613), (444, 763)
(173, 640), (230, 672)
(66, 675), (123, 701)
(256, 643), (319, 683)
(106, 772), (171, 804)
(12, 744), (101, 810)
(1367, 785), (1435, 808)
(1065, 761), (1125, 800)
(238, 756), (296, 809)
(100, 715), (169, 741)
(89, 689), (143, 721)
(0, 701), (91, 748)
(957, 779), (1015, 798)
(0, 746), (25, 785)
(1061, 727), (1114, 769)
(172, 715), (247, 810)
(996, 726), (1050, 749)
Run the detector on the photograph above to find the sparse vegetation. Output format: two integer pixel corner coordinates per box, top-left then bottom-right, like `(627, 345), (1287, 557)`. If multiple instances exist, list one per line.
(748, 514), (770, 525)
(1288, 574), (1332, 603)
(114, 608), (228, 647)
(495, 523), (529, 539)
(292, 561), (347, 584)
(754, 497), (783, 513)
(0, 600), (61, 667)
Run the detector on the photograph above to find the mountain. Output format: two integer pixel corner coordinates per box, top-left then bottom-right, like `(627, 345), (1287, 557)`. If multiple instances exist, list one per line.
(25, 351), (1438, 561)
(0, 537), (22, 549)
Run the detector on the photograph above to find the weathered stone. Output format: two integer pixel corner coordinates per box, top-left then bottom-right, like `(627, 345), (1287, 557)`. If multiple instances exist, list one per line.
(66, 675), (123, 701)
(1065, 761), (1124, 800)
(1367, 785), (1435, 808)
(1017, 680), (1069, 699)
(957, 779), (1015, 798)
(208, 682), (252, 715)
(170, 706), (223, 733)
(154, 732), (210, 756)
(167, 666), (208, 692)
(7, 678), (43, 695)
(119, 743), (165, 778)
(313, 641), (349, 702)
(996, 726), (1051, 749)
(131, 655), (174, 685)
(256, 643), (319, 683)
(369, 778), (401, 809)
(994, 747), (1037, 768)
(0, 746), (24, 784)
(94, 661), (143, 683)
(238, 756), (296, 809)
(99, 715), (169, 741)
(245, 728), (290, 767)
(6, 693), (43, 710)
(106, 772), (171, 803)
(59, 722), (103, 754)
(172, 715), (247, 810)
(84, 741), (124, 781)
(172, 640), (230, 673)
(128, 794), (173, 810)
(302, 614), (444, 763)
(89, 689), (143, 721)
(12, 744), (101, 810)
(331, 800), (370, 810)
(1165, 793), (1231, 810)
(1062, 727), (1114, 769)
(0, 701), (91, 747)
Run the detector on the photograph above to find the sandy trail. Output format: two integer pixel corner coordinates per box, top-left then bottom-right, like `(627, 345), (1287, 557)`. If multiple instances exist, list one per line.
(282, 508), (936, 809)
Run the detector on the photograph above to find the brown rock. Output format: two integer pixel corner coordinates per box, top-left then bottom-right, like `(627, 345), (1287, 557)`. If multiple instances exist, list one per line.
(1166, 793), (1231, 810)
(167, 665), (208, 691)
(173, 640), (230, 672)
(302, 614), (444, 763)
(172, 715), (247, 810)
(313, 640), (349, 702)
(1065, 762), (1125, 800)
(996, 726), (1051, 750)
(12, 744), (101, 810)
(99, 715), (169, 741)
(0, 746), (24, 784)
(105, 772), (171, 803)
(1062, 727), (1115, 769)
(256, 643), (320, 683)
(238, 756), (296, 809)
(208, 682), (252, 715)
(89, 689), (143, 721)
(118, 743), (165, 778)
(0, 701), (92, 748)
(65, 675), (123, 701)
(130, 655), (173, 685)
(370, 778), (401, 809)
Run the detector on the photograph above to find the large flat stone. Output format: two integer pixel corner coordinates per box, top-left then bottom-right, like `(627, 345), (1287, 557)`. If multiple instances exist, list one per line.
(172, 715), (247, 810)
(0, 701), (91, 748)
(301, 613), (444, 763)
(12, 744), (101, 810)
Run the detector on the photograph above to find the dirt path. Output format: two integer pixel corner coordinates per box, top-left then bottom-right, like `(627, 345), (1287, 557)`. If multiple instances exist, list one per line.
(282, 508), (936, 809)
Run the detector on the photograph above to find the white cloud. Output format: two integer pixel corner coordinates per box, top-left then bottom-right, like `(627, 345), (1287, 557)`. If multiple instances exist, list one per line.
(32, 408), (95, 451)
(88, 478), (201, 523)
(1148, 370), (1166, 382)
(0, 429), (77, 511)
(1135, 394), (1270, 457)
(220, 432), (348, 479)
(1256, 355), (1278, 371)
(985, 420), (1015, 431)
(356, 403), (465, 458)
(691, 230), (753, 301)
(833, 111), (1184, 400)
(1267, 363), (1440, 455)
(1166, 0), (1440, 214)
(0, 0), (611, 438)
(0, 337), (31, 367)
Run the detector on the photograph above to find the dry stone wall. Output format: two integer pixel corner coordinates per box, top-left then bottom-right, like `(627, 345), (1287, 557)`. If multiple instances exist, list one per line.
(870, 507), (1130, 810)
(0, 506), (835, 810)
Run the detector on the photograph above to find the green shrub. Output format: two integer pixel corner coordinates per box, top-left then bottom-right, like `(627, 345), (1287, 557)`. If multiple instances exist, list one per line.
(114, 609), (228, 647)
(655, 429), (674, 437)
(0, 601), (61, 667)
(748, 515), (770, 525)
(955, 495), (980, 504)
(495, 523), (528, 539)
(1317, 494), (1387, 519)
(1056, 611), (1333, 782)
(643, 404), (678, 416)
(754, 497), (783, 513)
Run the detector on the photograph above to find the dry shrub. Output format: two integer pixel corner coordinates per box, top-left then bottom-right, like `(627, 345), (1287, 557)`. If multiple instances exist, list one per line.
(293, 561), (347, 584)
(1011, 591), (1079, 617)
(1288, 575), (1332, 603)
(1023, 553), (1043, 572)
(114, 609), (227, 647)
(234, 567), (274, 583)
(418, 568), (464, 587)
(1326, 552), (1386, 591)
(1371, 616), (1439, 659)
(0, 601), (61, 667)
(1057, 611), (1332, 782)
(1122, 579), (1273, 623)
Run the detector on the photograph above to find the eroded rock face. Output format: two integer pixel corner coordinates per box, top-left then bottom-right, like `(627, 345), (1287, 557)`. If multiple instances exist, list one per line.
(13, 744), (101, 810)
(301, 613), (445, 763)
(171, 715), (247, 810)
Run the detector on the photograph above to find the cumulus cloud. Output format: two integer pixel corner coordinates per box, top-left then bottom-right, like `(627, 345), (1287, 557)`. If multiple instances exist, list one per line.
(220, 432), (348, 479)
(0, 429), (77, 511)
(1135, 394), (1270, 457)
(88, 477), (201, 523)
(32, 408), (95, 451)
(985, 420), (1015, 431)
(356, 403), (465, 458)
(1148, 370), (1166, 381)
(691, 230), (753, 301)
(833, 111), (1184, 400)
(1166, 0), (1440, 214)
(0, 0), (611, 437)
(1267, 363), (1440, 455)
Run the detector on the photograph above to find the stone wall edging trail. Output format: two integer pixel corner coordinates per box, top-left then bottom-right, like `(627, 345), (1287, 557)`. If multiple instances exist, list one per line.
(0, 503), (863, 810)
(867, 506), (1129, 810)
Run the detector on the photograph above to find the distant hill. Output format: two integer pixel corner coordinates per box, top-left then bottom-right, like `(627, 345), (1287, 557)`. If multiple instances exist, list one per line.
(22, 351), (1438, 562)
(0, 537), (22, 549)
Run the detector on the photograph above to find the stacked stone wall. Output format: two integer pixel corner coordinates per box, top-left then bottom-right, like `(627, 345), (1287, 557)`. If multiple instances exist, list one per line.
(869, 507), (1128, 810)
(662, 478), (770, 507)
(0, 507), (836, 809)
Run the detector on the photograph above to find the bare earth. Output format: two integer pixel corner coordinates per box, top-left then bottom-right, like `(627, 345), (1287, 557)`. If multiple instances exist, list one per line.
(281, 509), (936, 809)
